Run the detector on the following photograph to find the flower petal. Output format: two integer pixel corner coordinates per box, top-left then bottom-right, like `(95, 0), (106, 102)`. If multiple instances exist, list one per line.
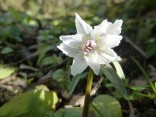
(97, 48), (121, 64)
(84, 51), (100, 75)
(71, 54), (88, 76)
(60, 34), (82, 49)
(99, 34), (122, 48)
(107, 20), (123, 35)
(57, 43), (79, 57)
(75, 13), (92, 35)
(93, 20), (110, 35)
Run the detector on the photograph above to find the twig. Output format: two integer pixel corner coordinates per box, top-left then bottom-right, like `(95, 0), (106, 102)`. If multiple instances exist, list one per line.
(123, 36), (147, 58)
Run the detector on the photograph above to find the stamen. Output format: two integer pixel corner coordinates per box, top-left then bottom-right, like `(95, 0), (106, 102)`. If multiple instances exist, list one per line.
(84, 40), (97, 53)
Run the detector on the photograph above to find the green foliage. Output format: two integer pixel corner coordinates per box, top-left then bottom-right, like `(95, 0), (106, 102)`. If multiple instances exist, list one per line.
(112, 61), (125, 80)
(91, 95), (122, 117)
(104, 0), (156, 58)
(37, 44), (55, 65)
(101, 64), (127, 98)
(40, 56), (55, 66)
(46, 95), (122, 117)
(0, 0), (156, 116)
(0, 90), (58, 117)
(68, 73), (87, 94)
(0, 47), (14, 54)
(52, 69), (65, 81)
(127, 84), (154, 100)
(0, 65), (16, 79)
(132, 57), (156, 95)
(146, 37), (156, 57)
(130, 85), (147, 91)
(49, 107), (82, 117)
(0, 10), (34, 43)
(40, 54), (62, 66)
(37, 29), (60, 42)
(0, 26), (21, 42)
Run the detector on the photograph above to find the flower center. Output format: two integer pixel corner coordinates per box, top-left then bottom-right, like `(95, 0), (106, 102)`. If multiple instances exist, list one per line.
(84, 40), (97, 52)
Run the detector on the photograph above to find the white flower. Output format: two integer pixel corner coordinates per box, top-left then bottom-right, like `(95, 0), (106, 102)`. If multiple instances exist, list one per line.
(57, 13), (123, 76)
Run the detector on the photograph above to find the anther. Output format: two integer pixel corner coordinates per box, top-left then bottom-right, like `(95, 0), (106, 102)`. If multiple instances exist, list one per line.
(84, 40), (97, 53)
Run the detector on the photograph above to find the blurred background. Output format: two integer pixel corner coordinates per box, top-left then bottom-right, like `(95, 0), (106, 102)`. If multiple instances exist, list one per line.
(0, 0), (156, 59)
(0, 0), (156, 115)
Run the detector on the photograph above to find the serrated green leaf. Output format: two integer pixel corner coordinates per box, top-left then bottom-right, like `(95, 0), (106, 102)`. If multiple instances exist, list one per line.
(0, 66), (16, 79)
(101, 64), (127, 98)
(69, 73), (87, 94)
(0, 90), (58, 117)
(91, 95), (122, 117)
(112, 61), (125, 79)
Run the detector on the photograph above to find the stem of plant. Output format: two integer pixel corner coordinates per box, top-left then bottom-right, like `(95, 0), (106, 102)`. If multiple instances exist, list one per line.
(64, 57), (72, 89)
(66, 57), (72, 78)
(82, 68), (94, 117)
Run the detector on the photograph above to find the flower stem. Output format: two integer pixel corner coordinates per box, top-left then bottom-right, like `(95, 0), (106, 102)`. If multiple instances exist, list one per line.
(82, 68), (94, 117)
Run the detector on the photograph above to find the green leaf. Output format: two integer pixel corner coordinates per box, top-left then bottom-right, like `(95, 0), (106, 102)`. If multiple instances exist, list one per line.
(69, 73), (87, 94)
(37, 44), (54, 65)
(52, 69), (64, 81)
(0, 66), (16, 79)
(146, 38), (156, 57)
(58, 107), (82, 117)
(48, 107), (82, 117)
(101, 64), (127, 98)
(130, 85), (147, 91)
(40, 56), (54, 65)
(112, 61), (125, 79)
(0, 47), (14, 54)
(91, 95), (122, 117)
(0, 90), (58, 117)
(40, 55), (62, 66)
(52, 54), (63, 65)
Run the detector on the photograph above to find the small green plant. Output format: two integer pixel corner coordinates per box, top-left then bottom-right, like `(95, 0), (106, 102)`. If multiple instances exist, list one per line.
(132, 57), (156, 103)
